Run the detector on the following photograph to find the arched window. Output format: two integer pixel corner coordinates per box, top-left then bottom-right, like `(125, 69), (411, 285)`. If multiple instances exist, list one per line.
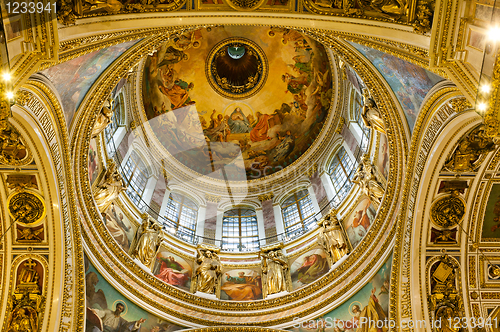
(122, 151), (150, 210)
(328, 146), (357, 206)
(104, 93), (125, 156)
(222, 208), (259, 252)
(282, 190), (315, 240)
(352, 90), (370, 152)
(164, 193), (197, 243)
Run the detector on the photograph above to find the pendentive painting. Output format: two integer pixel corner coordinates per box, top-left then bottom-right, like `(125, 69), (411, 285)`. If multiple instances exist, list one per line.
(342, 198), (377, 249)
(152, 249), (193, 292)
(89, 138), (100, 185)
(101, 203), (137, 253)
(376, 133), (389, 180)
(482, 183), (500, 239)
(85, 257), (184, 332)
(287, 253), (392, 332)
(142, 26), (332, 181)
(220, 268), (263, 301)
(289, 248), (329, 290)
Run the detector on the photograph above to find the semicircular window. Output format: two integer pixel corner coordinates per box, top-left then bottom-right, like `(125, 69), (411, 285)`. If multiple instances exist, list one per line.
(282, 190), (315, 240)
(222, 208), (259, 252)
(164, 193), (198, 243)
(123, 151), (150, 210)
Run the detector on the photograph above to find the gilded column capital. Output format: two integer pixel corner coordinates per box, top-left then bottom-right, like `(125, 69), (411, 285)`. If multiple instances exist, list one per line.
(258, 193), (274, 202)
(205, 193), (221, 203)
(306, 163), (319, 178)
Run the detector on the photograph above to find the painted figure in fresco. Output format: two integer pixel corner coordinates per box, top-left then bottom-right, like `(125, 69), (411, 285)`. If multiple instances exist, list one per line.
(88, 302), (146, 332)
(194, 247), (222, 294)
(155, 256), (190, 288)
(221, 271), (262, 300)
(346, 201), (373, 248)
(293, 254), (329, 285)
(131, 219), (162, 268)
(361, 89), (386, 135)
(260, 249), (288, 295)
(86, 272), (108, 310)
(89, 145), (98, 184)
(157, 46), (188, 67)
(249, 112), (271, 142)
(282, 73), (310, 94)
(205, 110), (230, 142)
(270, 130), (295, 162)
(103, 204), (131, 251)
(227, 108), (252, 134)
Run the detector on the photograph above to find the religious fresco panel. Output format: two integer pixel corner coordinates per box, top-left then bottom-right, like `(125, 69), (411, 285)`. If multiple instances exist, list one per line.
(342, 198), (377, 249)
(481, 183), (500, 240)
(85, 257), (185, 332)
(220, 268), (263, 301)
(142, 26), (332, 181)
(289, 247), (329, 290)
(41, 40), (139, 126)
(287, 253), (392, 332)
(348, 42), (444, 133)
(152, 249), (193, 292)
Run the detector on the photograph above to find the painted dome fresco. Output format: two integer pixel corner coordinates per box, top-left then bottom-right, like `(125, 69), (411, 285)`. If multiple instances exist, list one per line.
(141, 26), (332, 180)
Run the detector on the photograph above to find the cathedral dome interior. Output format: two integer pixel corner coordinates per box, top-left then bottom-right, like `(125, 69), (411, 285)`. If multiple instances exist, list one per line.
(1, 1), (500, 331)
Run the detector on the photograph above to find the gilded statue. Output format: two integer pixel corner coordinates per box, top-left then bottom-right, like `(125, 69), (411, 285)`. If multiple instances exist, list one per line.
(7, 307), (38, 332)
(361, 89), (386, 134)
(317, 211), (349, 266)
(0, 120), (30, 166)
(260, 248), (289, 297)
(368, 0), (408, 16)
(194, 246), (222, 295)
(351, 154), (385, 208)
(91, 103), (114, 139)
(444, 124), (496, 172)
(93, 160), (126, 212)
(130, 217), (162, 268)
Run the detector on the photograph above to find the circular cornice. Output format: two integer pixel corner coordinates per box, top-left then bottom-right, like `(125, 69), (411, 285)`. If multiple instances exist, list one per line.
(70, 23), (406, 327)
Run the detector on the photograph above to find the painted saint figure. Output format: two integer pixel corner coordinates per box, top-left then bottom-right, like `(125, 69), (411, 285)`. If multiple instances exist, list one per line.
(221, 271), (262, 300)
(227, 107), (251, 134)
(87, 302), (146, 332)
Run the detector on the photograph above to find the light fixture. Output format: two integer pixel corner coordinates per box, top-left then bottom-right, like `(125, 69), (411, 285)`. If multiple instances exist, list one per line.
(488, 26), (500, 42)
(480, 84), (491, 94)
(6, 91), (14, 100)
(2, 72), (11, 81)
(477, 102), (488, 112)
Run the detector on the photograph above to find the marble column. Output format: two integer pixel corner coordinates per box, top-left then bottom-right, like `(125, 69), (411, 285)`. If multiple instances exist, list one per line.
(203, 194), (220, 244)
(259, 193), (277, 243)
(307, 164), (329, 215)
(147, 174), (167, 219)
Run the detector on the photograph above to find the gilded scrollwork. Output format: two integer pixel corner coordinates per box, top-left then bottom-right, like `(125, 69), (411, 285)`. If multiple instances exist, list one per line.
(443, 124), (497, 173)
(430, 191), (465, 228)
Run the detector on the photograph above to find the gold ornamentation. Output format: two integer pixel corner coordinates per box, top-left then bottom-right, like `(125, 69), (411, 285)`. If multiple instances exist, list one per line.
(93, 160), (126, 212)
(7, 191), (46, 226)
(485, 48), (500, 138)
(257, 193), (274, 202)
(7, 175), (38, 192)
(6, 259), (44, 332)
(0, 121), (32, 166)
(130, 217), (162, 268)
(335, 117), (345, 135)
(224, 0), (266, 11)
(351, 154), (385, 208)
(17, 227), (44, 243)
(193, 245), (222, 295)
(259, 244), (290, 298)
(91, 101), (114, 139)
(362, 88), (386, 135)
(413, 1), (434, 33)
(430, 191), (465, 228)
(450, 97), (471, 114)
(443, 124), (497, 172)
(317, 211), (349, 266)
(306, 164), (318, 177)
(205, 193), (221, 203)
(206, 38), (268, 100)
(428, 255), (464, 332)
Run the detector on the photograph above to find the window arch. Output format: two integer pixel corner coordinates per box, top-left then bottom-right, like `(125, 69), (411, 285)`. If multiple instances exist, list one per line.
(327, 146), (357, 206)
(222, 208), (259, 252)
(163, 193), (197, 243)
(104, 92), (125, 156)
(122, 150), (150, 210)
(281, 189), (315, 240)
(351, 90), (371, 152)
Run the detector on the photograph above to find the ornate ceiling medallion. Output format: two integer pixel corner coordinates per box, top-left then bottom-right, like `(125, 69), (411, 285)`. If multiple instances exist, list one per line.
(430, 192), (465, 228)
(7, 191), (46, 226)
(223, 0), (266, 11)
(206, 38), (268, 100)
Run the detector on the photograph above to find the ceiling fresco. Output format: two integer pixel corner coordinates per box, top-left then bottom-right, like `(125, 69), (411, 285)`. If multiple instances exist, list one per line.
(142, 26), (332, 181)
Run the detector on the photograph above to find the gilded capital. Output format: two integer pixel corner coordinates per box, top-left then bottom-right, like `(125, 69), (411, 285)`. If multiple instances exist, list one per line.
(257, 193), (274, 202)
(205, 193), (221, 203)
